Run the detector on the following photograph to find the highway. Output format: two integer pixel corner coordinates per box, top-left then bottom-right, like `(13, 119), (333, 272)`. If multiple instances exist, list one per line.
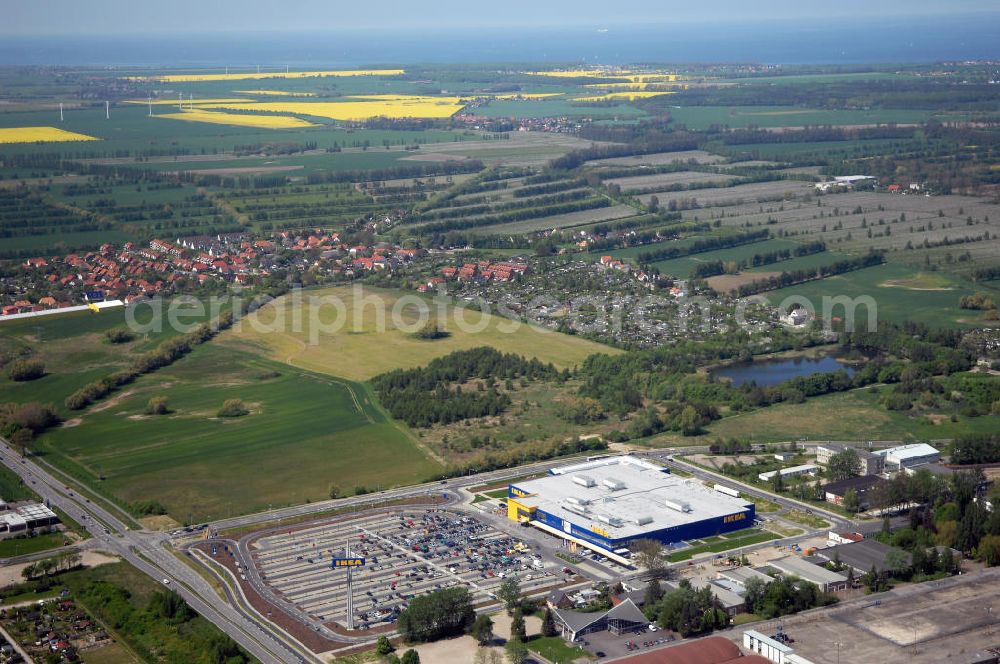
(0, 437), (320, 664)
(0, 442), (870, 663)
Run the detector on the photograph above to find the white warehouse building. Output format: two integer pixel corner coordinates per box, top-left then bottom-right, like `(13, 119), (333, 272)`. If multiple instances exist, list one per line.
(876, 443), (940, 471)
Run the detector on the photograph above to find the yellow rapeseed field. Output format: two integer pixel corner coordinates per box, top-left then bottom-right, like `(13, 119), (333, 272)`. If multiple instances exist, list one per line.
(200, 96), (467, 121)
(125, 98), (252, 105)
(575, 91), (676, 102)
(154, 109), (317, 129)
(488, 93), (564, 100)
(126, 69), (404, 83)
(0, 126), (100, 144)
(233, 90), (317, 97)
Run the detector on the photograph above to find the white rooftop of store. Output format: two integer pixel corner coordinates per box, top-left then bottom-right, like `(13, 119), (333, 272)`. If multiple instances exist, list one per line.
(510, 457), (752, 539)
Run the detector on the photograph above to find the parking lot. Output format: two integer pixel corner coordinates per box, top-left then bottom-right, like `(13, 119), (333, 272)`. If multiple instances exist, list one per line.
(245, 509), (571, 630)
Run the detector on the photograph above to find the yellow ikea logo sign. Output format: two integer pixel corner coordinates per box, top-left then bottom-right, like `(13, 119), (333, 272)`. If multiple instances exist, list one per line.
(511, 487), (528, 498)
(723, 513), (747, 524)
(332, 558), (365, 567)
(591, 525), (610, 538)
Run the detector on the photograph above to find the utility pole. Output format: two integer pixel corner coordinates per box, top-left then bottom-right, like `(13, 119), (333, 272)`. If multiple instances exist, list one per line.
(345, 537), (354, 630)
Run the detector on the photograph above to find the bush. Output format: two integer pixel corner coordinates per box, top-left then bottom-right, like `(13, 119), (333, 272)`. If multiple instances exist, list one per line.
(8, 359), (44, 382)
(133, 500), (168, 516)
(104, 327), (135, 344)
(217, 399), (249, 418)
(145, 397), (170, 415)
(11, 402), (60, 433)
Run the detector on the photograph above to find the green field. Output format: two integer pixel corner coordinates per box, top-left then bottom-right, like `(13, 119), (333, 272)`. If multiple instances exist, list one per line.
(644, 238), (802, 277)
(222, 285), (619, 381)
(697, 387), (1000, 444)
(475, 99), (647, 119)
(765, 262), (1000, 327)
(0, 104), (470, 160)
(37, 343), (441, 522)
(668, 106), (963, 130)
(0, 300), (219, 417)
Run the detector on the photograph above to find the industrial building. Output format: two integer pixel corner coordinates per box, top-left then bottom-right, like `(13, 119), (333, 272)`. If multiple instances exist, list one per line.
(822, 475), (885, 508)
(815, 443), (885, 476)
(875, 443), (940, 471)
(506, 457), (755, 558)
(757, 465), (818, 482)
(767, 556), (849, 592)
(811, 539), (912, 576)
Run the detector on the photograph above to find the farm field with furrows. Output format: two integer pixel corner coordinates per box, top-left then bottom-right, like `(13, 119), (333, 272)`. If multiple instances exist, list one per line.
(474, 204), (639, 235)
(641, 238), (809, 277)
(197, 96), (468, 121)
(585, 150), (726, 168)
(219, 285), (619, 382)
(37, 343), (440, 523)
(699, 190), (1000, 277)
(637, 179), (815, 209)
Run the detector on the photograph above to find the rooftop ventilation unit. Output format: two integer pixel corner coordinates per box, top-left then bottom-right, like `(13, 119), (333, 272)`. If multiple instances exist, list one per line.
(664, 499), (692, 513)
(603, 478), (626, 491)
(597, 514), (624, 527)
(633, 515), (653, 526)
(572, 475), (596, 488)
(563, 503), (590, 517)
(566, 496), (591, 506)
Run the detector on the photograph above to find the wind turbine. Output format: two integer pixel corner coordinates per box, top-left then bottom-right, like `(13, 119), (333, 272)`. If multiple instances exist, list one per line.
(59, 103), (64, 122)
(105, 101), (110, 120)
(148, 95), (153, 117)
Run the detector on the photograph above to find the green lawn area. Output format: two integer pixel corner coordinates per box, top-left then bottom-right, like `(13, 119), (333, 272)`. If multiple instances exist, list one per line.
(700, 386), (1000, 444)
(783, 510), (830, 530)
(646, 239), (802, 278)
(0, 531), (73, 558)
(0, 299), (220, 417)
(765, 262), (1000, 328)
(80, 642), (140, 664)
(485, 488), (509, 499)
(668, 528), (776, 562)
(526, 634), (593, 664)
(37, 343), (442, 522)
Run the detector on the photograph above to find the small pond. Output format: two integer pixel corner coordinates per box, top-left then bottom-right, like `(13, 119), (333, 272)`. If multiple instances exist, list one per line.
(712, 353), (856, 388)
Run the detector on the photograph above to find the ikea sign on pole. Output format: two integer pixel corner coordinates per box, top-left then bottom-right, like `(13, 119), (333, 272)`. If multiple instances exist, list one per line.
(331, 558), (366, 568)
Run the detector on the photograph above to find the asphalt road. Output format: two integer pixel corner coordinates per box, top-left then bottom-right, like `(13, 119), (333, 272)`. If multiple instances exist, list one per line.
(0, 438), (318, 664)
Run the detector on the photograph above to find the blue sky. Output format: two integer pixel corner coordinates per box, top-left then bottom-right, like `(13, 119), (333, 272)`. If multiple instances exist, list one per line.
(6, 0), (995, 35)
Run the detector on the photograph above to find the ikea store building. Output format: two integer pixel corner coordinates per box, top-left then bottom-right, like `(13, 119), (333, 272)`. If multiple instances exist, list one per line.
(507, 457), (755, 558)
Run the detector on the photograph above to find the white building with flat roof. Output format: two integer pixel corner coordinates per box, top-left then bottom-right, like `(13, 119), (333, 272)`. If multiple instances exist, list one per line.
(507, 456), (755, 551)
(875, 443), (940, 471)
(758, 465), (818, 482)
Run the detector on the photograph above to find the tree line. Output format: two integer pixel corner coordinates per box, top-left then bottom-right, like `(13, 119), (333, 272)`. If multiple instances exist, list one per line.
(636, 229), (771, 264)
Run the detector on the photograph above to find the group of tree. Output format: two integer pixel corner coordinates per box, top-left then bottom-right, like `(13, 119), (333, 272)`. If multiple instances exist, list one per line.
(21, 552), (81, 581)
(8, 358), (45, 382)
(0, 401), (60, 446)
(959, 292), (995, 310)
(741, 575), (838, 619)
(949, 433), (1000, 464)
(396, 586), (476, 643)
(372, 347), (562, 427)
